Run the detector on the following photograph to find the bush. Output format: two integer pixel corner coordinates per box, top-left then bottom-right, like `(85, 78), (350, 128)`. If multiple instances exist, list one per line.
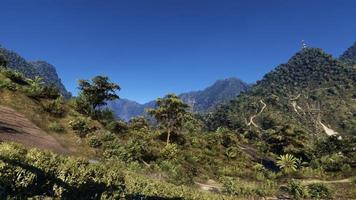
(160, 143), (179, 160)
(23, 76), (45, 98)
(106, 120), (128, 134)
(0, 68), (28, 85)
(68, 117), (92, 137)
(0, 78), (17, 91)
(42, 97), (66, 117)
(115, 140), (147, 163)
(73, 94), (94, 117)
(285, 179), (309, 200)
(40, 85), (61, 99)
(308, 183), (333, 199)
(88, 136), (102, 148)
(222, 177), (254, 197)
(48, 122), (64, 133)
(0, 143), (126, 199)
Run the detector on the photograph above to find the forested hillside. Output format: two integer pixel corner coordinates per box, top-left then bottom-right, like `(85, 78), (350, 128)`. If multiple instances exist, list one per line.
(209, 48), (356, 136)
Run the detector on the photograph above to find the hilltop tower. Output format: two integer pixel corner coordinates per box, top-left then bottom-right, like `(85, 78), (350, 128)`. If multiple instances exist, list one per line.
(301, 40), (308, 49)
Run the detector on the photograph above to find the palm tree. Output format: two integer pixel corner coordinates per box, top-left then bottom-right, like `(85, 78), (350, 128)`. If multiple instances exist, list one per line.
(276, 154), (298, 173)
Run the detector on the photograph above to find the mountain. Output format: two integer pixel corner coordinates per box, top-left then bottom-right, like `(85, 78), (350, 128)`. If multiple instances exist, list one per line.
(109, 77), (250, 121)
(0, 46), (71, 98)
(180, 77), (250, 112)
(340, 42), (356, 65)
(209, 47), (356, 137)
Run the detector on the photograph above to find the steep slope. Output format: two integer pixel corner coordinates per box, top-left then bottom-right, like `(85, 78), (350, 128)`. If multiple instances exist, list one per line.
(209, 48), (356, 137)
(110, 77), (249, 121)
(0, 105), (68, 154)
(340, 42), (356, 65)
(0, 47), (71, 98)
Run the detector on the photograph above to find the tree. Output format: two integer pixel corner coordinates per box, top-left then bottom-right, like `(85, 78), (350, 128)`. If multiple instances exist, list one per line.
(148, 94), (189, 146)
(0, 53), (7, 67)
(77, 76), (120, 116)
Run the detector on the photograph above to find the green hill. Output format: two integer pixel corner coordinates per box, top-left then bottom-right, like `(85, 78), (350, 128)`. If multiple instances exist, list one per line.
(209, 48), (356, 136)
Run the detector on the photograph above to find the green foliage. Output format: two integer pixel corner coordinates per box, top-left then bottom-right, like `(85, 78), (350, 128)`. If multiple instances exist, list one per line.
(222, 177), (277, 197)
(24, 76), (45, 98)
(308, 183), (333, 199)
(160, 143), (179, 160)
(68, 117), (92, 137)
(77, 76), (120, 117)
(106, 120), (128, 134)
(42, 97), (66, 117)
(128, 116), (149, 131)
(0, 78), (17, 91)
(148, 93), (189, 145)
(0, 68), (28, 85)
(0, 143), (125, 199)
(285, 179), (309, 199)
(88, 136), (102, 148)
(40, 84), (61, 99)
(48, 122), (64, 133)
(113, 140), (147, 163)
(276, 154), (298, 174)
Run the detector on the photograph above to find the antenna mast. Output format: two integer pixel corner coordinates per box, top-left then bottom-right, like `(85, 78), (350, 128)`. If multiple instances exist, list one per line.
(301, 40), (308, 49)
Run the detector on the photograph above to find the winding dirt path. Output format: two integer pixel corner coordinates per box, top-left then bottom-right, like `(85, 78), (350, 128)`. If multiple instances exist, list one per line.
(247, 100), (267, 128)
(0, 105), (68, 154)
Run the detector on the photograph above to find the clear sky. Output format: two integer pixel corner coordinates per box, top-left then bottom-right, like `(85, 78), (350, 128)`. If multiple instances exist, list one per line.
(0, 0), (355, 103)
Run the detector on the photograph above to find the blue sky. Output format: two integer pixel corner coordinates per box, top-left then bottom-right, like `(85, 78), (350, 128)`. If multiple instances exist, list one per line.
(0, 0), (355, 103)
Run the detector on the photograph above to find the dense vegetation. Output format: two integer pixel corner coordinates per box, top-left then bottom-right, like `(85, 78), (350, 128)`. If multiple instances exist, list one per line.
(0, 44), (356, 199)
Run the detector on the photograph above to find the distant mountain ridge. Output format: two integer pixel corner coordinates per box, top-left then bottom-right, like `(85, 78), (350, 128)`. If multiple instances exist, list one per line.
(108, 77), (250, 121)
(0, 46), (71, 98)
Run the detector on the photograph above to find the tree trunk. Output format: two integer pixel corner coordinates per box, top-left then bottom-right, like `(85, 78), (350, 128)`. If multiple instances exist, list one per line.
(166, 131), (171, 146)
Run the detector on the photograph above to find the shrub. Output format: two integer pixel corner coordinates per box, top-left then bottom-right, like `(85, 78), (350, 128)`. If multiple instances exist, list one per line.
(0, 143), (126, 199)
(308, 183), (333, 199)
(40, 85), (61, 99)
(225, 147), (240, 160)
(285, 179), (309, 199)
(24, 76), (45, 98)
(48, 122), (64, 133)
(0, 78), (17, 91)
(106, 120), (128, 134)
(0, 68), (28, 85)
(160, 143), (179, 160)
(42, 97), (66, 117)
(101, 131), (117, 142)
(276, 154), (298, 174)
(115, 140), (147, 163)
(222, 177), (254, 197)
(68, 117), (92, 137)
(319, 153), (346, 171)
(88, 136), (102, 148)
